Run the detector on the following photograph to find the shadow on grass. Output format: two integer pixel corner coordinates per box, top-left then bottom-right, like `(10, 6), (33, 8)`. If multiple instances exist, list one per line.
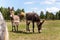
(10, 30), (41, 34)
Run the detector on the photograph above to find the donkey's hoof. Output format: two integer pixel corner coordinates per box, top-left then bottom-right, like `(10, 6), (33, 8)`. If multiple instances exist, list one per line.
(12, 30), (13, 32)
(38, 31), (41, 33)
(28, 30), (30, 32)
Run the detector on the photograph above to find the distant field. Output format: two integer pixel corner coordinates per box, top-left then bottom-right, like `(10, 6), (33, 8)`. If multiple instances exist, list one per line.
(6, 20), (60, 40)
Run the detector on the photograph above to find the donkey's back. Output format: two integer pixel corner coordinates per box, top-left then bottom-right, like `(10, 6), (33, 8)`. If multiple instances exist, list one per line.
(26, 13), (40, 22)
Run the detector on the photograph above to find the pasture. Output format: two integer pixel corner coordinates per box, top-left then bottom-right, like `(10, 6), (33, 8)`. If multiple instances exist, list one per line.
(7, 20), (60, 40)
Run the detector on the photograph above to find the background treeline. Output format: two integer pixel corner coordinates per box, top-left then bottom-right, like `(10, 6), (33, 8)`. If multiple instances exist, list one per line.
(40, 11), (60, 20)
(0, 7), (60, 20)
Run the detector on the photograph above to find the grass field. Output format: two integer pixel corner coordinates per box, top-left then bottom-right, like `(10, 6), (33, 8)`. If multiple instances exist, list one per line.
(7, 20), (60, 40)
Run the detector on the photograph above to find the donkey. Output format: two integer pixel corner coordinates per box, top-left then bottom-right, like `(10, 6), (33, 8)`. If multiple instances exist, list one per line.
(9, 7), (20, 32)
(0, 12), (9, 40)
(26, 12), (45, 33)
(18, 12), (25, 21)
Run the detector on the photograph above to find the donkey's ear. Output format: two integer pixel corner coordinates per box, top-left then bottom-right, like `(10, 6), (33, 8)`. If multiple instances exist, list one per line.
(8, 7), (10, 10)
(12, 7), (14, 10)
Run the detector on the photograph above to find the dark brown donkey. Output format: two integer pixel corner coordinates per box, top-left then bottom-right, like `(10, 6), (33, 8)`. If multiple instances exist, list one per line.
(26, 12), (44, 33)
(8, 7), (20, 31)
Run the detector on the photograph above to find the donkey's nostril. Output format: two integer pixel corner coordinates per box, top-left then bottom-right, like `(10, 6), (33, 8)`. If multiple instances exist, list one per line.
(10, 15), (13, 17)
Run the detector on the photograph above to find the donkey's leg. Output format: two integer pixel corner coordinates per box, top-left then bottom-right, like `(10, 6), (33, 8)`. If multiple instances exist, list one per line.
(12, 25), (13, 31)
(12, 22), (15, 31)
(11, 21), (13, 31)
(38, 26), (41, 33)
(27, 23), (30, 32)
(11, 23), (13, 31)
(26, 20), (30, 32)
(38, 20), (45, 33)
(17, 25), (18, 31)
(26, 20), (28, 31)
(32, 21), (34, 33)
(14, 26), (16, 31)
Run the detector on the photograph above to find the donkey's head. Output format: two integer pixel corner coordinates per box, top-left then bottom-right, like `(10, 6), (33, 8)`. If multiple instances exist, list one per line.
(37, 19), (45, 33)
(0, 12), (9, 40)
(8, 7), (14, 18)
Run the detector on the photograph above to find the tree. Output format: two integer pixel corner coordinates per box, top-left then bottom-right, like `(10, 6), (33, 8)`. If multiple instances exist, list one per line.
(56, 12), (59, 20)
(40, 11), (45, 19)
(50, 13), (54, 20)
(45, 11), (55, 20)
(58, 10), (60, 19)
(21, 9), (25, 13)
(0, 7), (6, 19)
(56, 10), (60, 20)
(45, 11), (50, 20)
(15, 9), (21, 15)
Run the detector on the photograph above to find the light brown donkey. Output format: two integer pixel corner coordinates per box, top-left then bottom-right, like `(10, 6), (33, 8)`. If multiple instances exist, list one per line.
(9, 7), (20, 32)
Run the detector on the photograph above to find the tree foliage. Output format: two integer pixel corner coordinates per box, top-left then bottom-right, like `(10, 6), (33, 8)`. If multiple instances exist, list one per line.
(40, 11), (45, 19)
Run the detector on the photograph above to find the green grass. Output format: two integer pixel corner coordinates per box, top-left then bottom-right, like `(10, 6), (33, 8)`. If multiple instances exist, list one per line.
(7, 20), (60, 40)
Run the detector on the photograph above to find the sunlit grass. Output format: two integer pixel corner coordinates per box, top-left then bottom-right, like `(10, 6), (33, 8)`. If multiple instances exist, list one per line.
(6, 20), (60, 40)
